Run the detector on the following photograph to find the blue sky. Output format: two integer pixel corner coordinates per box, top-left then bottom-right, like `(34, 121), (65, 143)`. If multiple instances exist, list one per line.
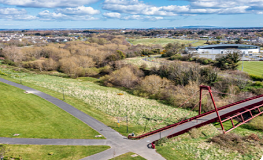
(0, 0), (263, 29)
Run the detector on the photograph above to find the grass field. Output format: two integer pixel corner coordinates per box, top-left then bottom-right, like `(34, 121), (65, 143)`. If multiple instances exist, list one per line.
(123, 55), (164, 68)
(238, 61), (263, 77)
(0, 82), (102, 139)
(0, 144), (110, 160)
(110, 152), (146, 160)
(127, 38), (206, 47)
(0, 66), (196, 136)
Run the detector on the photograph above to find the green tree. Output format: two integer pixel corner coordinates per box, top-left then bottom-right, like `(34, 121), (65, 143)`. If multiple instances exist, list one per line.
(213, 52), (241, 70)
(116, 50), (126, 59)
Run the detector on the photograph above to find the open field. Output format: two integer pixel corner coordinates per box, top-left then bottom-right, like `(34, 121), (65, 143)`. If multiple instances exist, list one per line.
(110, 152), (146, 160)
(0, 65), (196, 136)
(127, 38), (207, 47)
(0, 144), (110, 160)
(238, 61), (263, 77)
(123, 55), (166, 69)
(0, 82), (102, 139)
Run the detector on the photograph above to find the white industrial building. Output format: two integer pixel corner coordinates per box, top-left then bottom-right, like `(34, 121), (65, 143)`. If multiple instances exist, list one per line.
(187, 44), (261, 60)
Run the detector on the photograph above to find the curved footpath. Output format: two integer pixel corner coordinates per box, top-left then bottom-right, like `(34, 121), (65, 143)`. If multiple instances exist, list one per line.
(0, 78), (165, 160)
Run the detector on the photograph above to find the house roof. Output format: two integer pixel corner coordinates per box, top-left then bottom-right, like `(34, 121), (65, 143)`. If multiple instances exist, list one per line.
(196, 44), (259, 49)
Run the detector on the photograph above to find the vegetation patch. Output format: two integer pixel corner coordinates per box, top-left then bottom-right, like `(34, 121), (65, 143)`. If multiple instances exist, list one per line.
(0, 67), (197, 136)
(156, 124), (263, 160)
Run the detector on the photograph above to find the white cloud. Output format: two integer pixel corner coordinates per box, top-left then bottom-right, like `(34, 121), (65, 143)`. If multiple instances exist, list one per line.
(0, 8), (27, 15)
(37, 10), (98, 21)
(144, 16), (163, 21)
(0, 0), (99, 8)
(56, 6), (100, 15)
(103, 12), (164, 21)
(103, 0), (176, 16)
(103, 0), (263, 16)
(189, 0), (262, 9)
(0, 7), (37, 20)
(103, 12), (121, 18)
(9, 15), (37, 20)
(122, 15), (141, 20)
(161, 5), (190, 13)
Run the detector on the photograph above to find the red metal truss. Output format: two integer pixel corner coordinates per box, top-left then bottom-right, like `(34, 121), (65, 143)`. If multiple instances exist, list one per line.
(222, 104), (263, 133)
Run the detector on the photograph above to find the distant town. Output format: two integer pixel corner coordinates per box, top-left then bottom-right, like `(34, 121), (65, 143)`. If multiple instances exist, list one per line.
(1, 28), (263, 46)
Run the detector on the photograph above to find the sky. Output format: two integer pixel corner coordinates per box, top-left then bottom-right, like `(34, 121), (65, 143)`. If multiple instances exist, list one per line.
(0, 0), (263, 29)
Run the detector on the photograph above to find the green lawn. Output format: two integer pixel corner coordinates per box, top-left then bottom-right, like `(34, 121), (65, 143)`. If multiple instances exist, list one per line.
(0, 144), (110, 160)
(127, 38), (206, 47)
(238, 61), (263, 77)
(0, 82), (102, 139)
(110, 152), (146, 160)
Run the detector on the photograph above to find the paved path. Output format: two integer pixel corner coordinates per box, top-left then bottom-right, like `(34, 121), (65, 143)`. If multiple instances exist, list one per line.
(0, 78), (165, 160)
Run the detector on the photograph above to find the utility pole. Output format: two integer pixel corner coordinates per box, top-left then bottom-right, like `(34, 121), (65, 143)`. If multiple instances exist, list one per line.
(126, 115), (128, 133)
(62, 87), (65, 100)
(20, 73), (22, 84)
(241, 54), (244, 71)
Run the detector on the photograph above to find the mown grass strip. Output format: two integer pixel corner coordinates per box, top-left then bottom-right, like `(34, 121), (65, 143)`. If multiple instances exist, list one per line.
(0, 82), (102, 139)
(0, 144), (110, 160)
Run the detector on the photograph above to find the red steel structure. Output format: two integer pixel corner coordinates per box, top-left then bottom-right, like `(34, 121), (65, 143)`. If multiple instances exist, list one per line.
(128, 85), (263, 149)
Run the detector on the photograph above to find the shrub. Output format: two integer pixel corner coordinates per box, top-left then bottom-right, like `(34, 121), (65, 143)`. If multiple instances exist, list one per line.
(250, 88), (263, 96)
(210, 133), (246, 154)
(2, 59), (15, 66)
(100, 65), (112, 74)
(189, 128), (203, 139)
(250, 74), (263, 81)
(197, 58), (209, 65)
(253, 81), (263, 87)
(168, 82), (199, 109)
(102, 67), (140, 89)
(0, 70), (8, 76)
(169, 54), (182, 60)
(138, 75), (171, 99)
(84, 67), (100, 76)
(155, 137), (169, 146)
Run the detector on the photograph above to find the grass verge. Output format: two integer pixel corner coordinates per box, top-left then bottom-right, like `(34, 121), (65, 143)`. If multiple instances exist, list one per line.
(0, 144), (110, 160)
(110, 152), (146, 160)
(0, 82), (102, 139)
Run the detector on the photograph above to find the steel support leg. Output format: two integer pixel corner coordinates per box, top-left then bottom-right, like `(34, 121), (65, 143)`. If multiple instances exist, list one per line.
(208, 87), (225, 133)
